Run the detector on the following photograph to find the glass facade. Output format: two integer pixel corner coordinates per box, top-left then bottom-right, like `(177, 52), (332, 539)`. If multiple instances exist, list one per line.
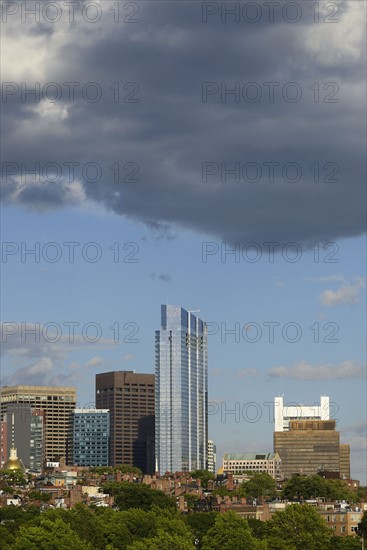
(72, 409), (109, 467)
(156, 305), (208, 474)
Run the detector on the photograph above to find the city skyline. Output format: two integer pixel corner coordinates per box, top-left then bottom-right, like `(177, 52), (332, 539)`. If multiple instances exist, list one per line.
(1, 0), (365, 483)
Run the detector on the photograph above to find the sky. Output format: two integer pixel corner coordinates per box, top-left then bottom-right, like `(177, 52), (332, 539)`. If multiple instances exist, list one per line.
(1, 0), (366, 481)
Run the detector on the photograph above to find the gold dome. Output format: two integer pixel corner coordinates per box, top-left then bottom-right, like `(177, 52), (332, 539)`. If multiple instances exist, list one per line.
(3, 446), (25, 472)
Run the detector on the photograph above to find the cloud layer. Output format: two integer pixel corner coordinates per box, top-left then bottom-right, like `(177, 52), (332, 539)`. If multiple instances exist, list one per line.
(1, 1), (366, 246)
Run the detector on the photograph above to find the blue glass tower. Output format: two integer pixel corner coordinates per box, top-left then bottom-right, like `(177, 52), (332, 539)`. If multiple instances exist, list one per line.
(71, 409), (109, 467)
(155, 305), (208, 474)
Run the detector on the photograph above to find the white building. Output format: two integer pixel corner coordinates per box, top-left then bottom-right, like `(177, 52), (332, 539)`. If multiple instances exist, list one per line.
(207, 440), (216, 474)
(274, 395), (330, 432)
(223, 453), (282, 480)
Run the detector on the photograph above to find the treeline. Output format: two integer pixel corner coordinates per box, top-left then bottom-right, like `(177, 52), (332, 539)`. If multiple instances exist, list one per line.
(0, 480), (365, 549)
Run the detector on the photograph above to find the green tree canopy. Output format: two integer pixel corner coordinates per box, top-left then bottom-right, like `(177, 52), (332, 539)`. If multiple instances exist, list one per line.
(14, 517), (93, 550)
(185, 511), (218, 547)
(201, 510), (266, 550)
(241, 472), (276, 501)
(265, 503), (332, 550)
(102, 481), (175, 511)
(128, 529), (196, 550)
(190, 470), (215, 488)
(282, 475), (357, 502)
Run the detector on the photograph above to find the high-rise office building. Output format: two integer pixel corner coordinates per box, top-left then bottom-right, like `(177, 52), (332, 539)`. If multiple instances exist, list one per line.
(96, 371), (155, 473)
(155, 305), (208, 474)
(274, 419), (346, 479)
(207, 440), (217, 475)
(71, 409), (110, 467)
(2, 404), (44, 472)
(274, 395), (330, 432)
(0, 385), (76, 463)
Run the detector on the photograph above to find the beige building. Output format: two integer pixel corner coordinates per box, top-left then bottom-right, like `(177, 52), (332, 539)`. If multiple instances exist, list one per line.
(1, 385), (76, 463)
(318, 507), (363, 537)
(339, 444), (351, 479)
(274, 420), (346, 479)
(223, 453), (282, 480)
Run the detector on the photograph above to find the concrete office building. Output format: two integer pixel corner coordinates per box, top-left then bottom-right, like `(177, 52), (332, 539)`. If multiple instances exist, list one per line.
(71, 409), (110, 467)
(0, 421), (7, 468)
(155, 305), (208, 474)
(96, 371), (155, 473)
(223, 453), (282, 479)
(208, 440), (217, 475)
(1, 406), (44, 472)
(274, 395), (330, 432)
(0, 385), (76, 463)
(339, 444), (351, 479)
(274, 420), (345, 479)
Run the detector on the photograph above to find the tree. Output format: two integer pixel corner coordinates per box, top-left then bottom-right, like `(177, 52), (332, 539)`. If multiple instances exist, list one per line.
(241, 472), (276, 501)
(201, 510), (266, 550)
(102, 481), (175, 511)
(128, 530), (196, 550)
(282, 475), (357, 502)
(14, 517), (93, 549)
(329, 536), (361, 549)
(190, 470), (215, 489)
(357, 511), (367, 537)
(185, 512), (218, 548)
(265, 504), (332, 550)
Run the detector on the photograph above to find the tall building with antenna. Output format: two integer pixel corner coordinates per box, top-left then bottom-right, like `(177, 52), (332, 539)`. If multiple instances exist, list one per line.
(155, 305), (208, 474)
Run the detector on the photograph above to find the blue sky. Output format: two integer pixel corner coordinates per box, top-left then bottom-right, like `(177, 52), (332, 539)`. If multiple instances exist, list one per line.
(1, 205), (366, 480)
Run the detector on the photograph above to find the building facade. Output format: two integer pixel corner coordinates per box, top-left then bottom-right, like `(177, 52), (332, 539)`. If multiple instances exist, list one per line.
(95, 371), (155, 473)
(155, 305), (208, 474)
(339, 444), (351, 479)
(0, 385), (76, 464)
(223, 453), (282, 479)
(71, 409), (109, 467)
(274, 395), (330, 432)
(274, 420), (342, 479)
(0, 421), (7, 468)
(208, 440), (217, 475)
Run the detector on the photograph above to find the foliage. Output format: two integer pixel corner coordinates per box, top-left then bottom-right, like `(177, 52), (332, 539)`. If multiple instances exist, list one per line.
(102, 481), (175, 511)
(14, 517), (93, 549)
(265, 504), (332, 550)
(357, 510), (367, 537)
(190, 470), (215, 488)
(185, 512), (218, 548)
(27, 490), (51, 502)
(201, 510), (266, 550)
(329, 536), (362, 549)
(240, 472), (276, 500)
(128, 529), (196, 550)
(282, 475), (358, 502)
(247, 517), (267, 539)
(0, 469), (27, 486)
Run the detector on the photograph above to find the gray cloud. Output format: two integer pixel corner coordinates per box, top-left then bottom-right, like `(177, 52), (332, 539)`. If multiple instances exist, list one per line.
(1, 1), (365, 247)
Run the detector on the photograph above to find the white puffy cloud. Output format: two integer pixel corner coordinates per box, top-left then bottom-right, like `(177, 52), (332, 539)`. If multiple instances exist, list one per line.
(269, 360), (365, 380)
(320, 277), (365, 307)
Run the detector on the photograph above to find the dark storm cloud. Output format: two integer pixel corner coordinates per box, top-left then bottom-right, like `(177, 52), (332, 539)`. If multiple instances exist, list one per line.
(1, 0), (365, 246)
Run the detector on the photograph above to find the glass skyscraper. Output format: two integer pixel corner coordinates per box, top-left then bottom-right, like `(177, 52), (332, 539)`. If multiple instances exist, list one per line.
(71, 409), (110, 467)
(155, 305), (208, 474)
